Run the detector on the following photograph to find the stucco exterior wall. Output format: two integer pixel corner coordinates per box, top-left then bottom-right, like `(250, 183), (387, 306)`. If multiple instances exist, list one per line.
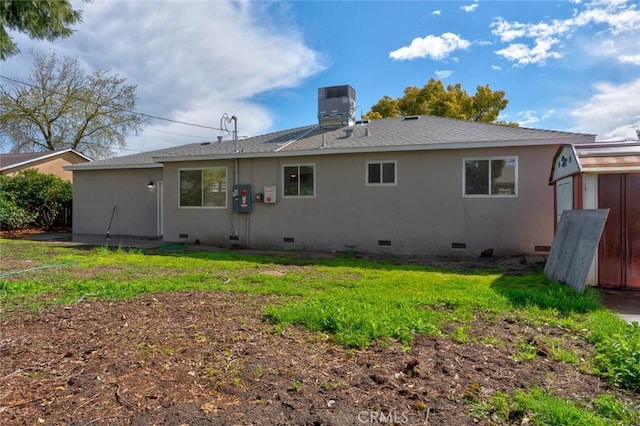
(72, 168), (163, 237)
(160, 144), (558, 256)
(161, 160), (236, 245)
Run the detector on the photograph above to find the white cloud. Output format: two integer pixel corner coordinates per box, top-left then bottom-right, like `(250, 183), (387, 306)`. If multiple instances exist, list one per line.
(494, 38), (563, 66)
(517, 111), (540, 126)
(491, 19), (527, 42)
(491, 0), (640, 66)
(491, 65), (501, 70)
(432, 10), (441, 16)
(435, 70), (453, 79)
(389, 33), (470, 61)
(571, 78), (640, 140)
(2, 0), (324, 153)
(516, 110), (555, 126)
(461, 3), (479, 13)
(618, 54), (640, 65)
(572, 0), (640, 34)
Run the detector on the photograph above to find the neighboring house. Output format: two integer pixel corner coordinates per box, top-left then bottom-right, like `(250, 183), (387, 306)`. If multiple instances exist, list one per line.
(0, 149), (92, 182)
(67, 85), (597, 257)
(550, 141), (640, 289)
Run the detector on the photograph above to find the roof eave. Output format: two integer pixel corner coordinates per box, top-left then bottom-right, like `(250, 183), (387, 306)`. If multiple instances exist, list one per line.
(154, 135), (595, 163)
(1, 148), (92, 171)
(65, 163), (163, 171)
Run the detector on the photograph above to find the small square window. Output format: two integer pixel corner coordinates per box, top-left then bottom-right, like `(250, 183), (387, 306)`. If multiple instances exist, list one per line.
(283, 164), (315, 197)
(463, 157), (517, 197)
(367, 161), (396, 185)
(180, 168), (227, 207)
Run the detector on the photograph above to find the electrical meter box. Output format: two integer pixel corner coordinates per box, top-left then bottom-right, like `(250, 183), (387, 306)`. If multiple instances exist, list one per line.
(232, 185), (252, 213)
(264, 186), (277, 203)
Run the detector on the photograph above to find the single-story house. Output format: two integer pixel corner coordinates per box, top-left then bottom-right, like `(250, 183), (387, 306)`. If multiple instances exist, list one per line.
(67, 85), (597, 257)
(550, 141), (640, 289)
(0, 148), (92, 182)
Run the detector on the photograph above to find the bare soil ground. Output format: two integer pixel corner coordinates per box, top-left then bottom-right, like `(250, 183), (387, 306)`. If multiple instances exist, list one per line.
(0, 240), (632, 425)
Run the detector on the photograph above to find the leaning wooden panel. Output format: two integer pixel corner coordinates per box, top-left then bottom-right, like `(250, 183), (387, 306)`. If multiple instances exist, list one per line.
(544, 209), (609, 293)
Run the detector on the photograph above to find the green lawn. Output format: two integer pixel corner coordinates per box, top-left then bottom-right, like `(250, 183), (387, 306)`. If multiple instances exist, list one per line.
(1, 239), (639, 424)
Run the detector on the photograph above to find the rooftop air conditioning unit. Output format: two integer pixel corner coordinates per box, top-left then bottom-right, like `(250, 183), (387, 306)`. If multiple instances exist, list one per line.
(318, 85), (356, 129)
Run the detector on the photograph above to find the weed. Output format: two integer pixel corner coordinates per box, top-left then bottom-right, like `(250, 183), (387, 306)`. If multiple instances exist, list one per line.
(591, 394), (640, 424)
(451, 325), (471, 343)
(290, 380), (303, 392)
(543, 336), (581, 364)
(481, 335), (505, 348)
(193, 332), (207, 343)
(473, 389), (639, 425)
(513, 339), (538, 361)
(593, 323), (640, 392)
(200, 367), (220, 380)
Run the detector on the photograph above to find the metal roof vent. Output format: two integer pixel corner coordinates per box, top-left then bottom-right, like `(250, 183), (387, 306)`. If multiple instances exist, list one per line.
(343, 128), (354, 138)
(402, 115), (421, 121)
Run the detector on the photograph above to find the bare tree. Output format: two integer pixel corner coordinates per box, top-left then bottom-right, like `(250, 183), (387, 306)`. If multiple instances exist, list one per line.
(0, 49), (149, 158)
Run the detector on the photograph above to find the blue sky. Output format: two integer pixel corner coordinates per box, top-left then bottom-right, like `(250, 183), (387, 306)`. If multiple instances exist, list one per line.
(2, 0), (640, 155)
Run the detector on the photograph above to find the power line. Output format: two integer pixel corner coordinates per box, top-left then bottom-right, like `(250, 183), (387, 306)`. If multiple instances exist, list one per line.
(0, 74), (230, 133)
(146, 126), (215, 139)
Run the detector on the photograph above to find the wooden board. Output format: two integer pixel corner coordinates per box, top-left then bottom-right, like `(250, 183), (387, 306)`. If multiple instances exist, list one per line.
(544, 209), (609, 293)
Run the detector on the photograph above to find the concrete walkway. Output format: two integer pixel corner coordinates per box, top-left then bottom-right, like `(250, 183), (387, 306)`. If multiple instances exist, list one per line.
(600, 289), (640, 324)
(24, 232), (174, 249)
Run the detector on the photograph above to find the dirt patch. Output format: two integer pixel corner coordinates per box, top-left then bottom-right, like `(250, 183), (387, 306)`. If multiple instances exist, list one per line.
(0, 287), (626, 426)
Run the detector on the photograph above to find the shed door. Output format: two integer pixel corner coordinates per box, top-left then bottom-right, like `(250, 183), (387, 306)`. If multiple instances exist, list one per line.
(556, 177), (573, 224)
(598, 174), (640, 288)
(625, 174), (640, 287)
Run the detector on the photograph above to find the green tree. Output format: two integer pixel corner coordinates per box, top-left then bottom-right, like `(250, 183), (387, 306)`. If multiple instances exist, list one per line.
(364, 78), (512, 124)
(366, 95), (400, 119)
(0, 50), (149, 159)
(0, 169), (72, 230)
(0, 0), (84, 60)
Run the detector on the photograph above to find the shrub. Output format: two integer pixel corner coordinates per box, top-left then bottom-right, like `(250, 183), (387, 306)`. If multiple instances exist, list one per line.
(0, 196), (36, 230)
(0, 169), (72, 230)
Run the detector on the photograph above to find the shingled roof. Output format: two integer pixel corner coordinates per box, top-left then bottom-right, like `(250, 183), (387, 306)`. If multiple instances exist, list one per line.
(1, 149), (92, 172)
(67, 115), (596, 170)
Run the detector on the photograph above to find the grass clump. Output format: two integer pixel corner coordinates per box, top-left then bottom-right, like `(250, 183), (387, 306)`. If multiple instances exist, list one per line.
(474, 388), (640, 425)
(265, 292), (441, 348)
(585, 311), (640, 392)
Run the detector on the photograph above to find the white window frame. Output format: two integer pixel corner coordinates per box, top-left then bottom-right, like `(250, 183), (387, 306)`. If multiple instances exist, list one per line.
(366, 160), (397, 186)
(282, 163), (316, 198)
(178, 167), (228, 208)
(462, 156), (518, 198)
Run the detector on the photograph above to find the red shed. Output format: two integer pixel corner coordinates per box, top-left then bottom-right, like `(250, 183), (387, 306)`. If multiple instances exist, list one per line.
(549, 141), (640, 289)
